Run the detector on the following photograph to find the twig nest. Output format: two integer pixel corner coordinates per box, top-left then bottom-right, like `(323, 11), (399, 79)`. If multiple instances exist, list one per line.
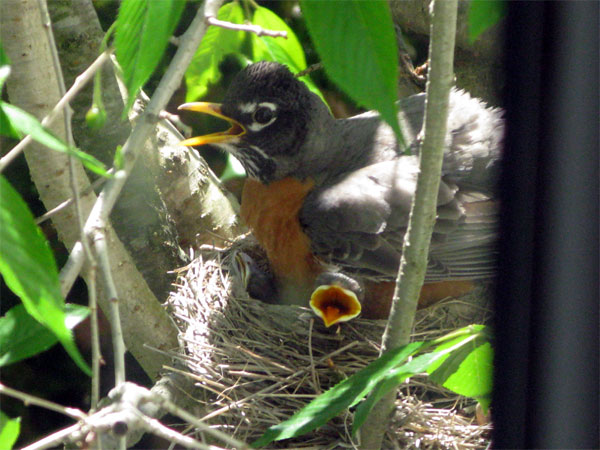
(166, 235), (493, 448)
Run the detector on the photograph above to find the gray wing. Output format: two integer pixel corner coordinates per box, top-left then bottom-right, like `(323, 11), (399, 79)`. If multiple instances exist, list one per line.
(301, 159), (497, 281)
(300, 89), (503, 282)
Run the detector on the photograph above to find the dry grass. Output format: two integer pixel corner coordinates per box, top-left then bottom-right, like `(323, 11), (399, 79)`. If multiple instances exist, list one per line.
(165, 236), (493, 449)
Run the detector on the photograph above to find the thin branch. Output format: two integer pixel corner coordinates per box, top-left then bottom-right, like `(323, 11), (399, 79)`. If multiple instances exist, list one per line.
(385, 0), (458, 352)
(35, 172), (111, 225)
(67, 0), (222, 266)
(0, 383), (87, 421)
(87, 264), (102, 410)
(59, 240), (84, 297)
(308, 318), (321, 394)
(21, 424), (81, 450)
(149, 390), (251, 450)
(205, 16), (287, 38)
(36, 0), (103, 406)
(139, 415), (224, 450)
(0, 49), (112, 172)
(358, 1), (459, 449)
(93, 180), (128, 385)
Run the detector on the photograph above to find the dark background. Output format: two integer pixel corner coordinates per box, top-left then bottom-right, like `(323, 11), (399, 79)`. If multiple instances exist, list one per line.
(494, 1), (599, 448)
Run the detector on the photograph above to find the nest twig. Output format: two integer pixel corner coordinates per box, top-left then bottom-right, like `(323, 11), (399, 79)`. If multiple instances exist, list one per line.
(165, 236), (493, 448)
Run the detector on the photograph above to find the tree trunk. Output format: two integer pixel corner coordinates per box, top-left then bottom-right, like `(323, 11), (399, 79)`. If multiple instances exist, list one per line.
(1, 0), (179, 380)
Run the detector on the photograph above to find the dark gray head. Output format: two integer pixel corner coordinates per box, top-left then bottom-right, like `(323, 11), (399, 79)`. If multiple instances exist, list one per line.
(179, 61), (323, 183)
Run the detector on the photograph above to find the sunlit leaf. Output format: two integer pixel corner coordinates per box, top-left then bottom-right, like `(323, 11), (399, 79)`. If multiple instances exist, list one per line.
(184, 3), (247, 102)
(0, 303), (89, 367)
(115, 0), (185, 113)
(0, 412), (20, 450)
(428, 331), (493, 400)
(301, 1), (401, 138)
(0, 176), (90, 375)
(0, 102), (110, 176)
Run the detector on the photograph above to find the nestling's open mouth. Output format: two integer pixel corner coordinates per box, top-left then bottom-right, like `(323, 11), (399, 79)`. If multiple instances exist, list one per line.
(310, 285), (362, 327)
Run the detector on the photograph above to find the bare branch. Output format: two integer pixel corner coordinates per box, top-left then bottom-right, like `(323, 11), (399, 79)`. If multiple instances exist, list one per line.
(21, 424), (81, 450)
(205, 16), (287, 38)
(94, 216), (127, 385)
(0, 383), (87, 421)
(139, 415), (218, 449)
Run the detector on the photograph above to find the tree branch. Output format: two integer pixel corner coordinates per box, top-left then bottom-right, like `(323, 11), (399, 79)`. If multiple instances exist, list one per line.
(358, 1), (458, 448)
(0, 50), (112, 172)
(0, 383), (87, 421)
(205, 17), (287, 38)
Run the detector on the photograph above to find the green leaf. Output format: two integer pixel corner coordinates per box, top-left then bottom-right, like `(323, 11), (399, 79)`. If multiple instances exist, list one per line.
(425, 325), (489, 374)
(252, 341), (424, 447)
(185, 4), (323, 104)
(353, 325), (491, 433)
(0, 102), (68, 151)
(0, 303), (89, 367)
(428, 338), (493, 400)
(115, 0), (185, 113)
(0, 42), (11, 67)
(220, 154), (246, 182)
(250, 7), (324, 102)
(0, 176), (91, 376)
(351, 372), (403, 435)
(67, 146), (111, 178)
(0, 101), (110, 177)
(0, 412), (21, 450)
(0, 66), (17, 138)
(0, 65), (10, 88)
(301, 0), (401, 138)
(113, 145), (124, 170)
(251, 7), (305, 69)
(352, 344), (459, 433)
(468, 0), (506, 43)
(184, 3), (247, 102)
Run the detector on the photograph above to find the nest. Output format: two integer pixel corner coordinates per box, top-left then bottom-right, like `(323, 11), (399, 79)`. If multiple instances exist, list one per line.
(165, 236), (493, 449)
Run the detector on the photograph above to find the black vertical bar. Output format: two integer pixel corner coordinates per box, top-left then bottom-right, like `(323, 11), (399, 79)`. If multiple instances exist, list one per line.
(494, 2), (599, 448)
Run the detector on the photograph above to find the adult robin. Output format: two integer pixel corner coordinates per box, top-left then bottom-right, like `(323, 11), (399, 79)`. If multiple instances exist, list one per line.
(179, 61), (503, 327)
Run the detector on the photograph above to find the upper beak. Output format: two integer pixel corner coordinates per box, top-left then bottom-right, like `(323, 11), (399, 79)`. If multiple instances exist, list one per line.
(177, 102), (246, 146)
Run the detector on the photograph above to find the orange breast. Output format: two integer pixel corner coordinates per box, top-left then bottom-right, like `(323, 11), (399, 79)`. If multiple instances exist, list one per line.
(241, 178), (322, 290)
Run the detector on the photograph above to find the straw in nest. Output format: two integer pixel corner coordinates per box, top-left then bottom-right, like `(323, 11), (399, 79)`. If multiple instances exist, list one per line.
(166, 236), (493, 449)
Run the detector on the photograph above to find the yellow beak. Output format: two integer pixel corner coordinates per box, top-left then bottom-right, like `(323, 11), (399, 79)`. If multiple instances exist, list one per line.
(177, 102), (246, 146)
(309, 285), (362, 327)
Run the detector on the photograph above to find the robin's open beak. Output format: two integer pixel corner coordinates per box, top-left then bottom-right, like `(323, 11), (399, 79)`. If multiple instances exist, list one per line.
(178, 102), (246, 146)
(310, 285), (362, 327)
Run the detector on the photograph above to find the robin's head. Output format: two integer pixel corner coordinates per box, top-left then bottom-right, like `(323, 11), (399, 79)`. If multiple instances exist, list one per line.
(179, 61), (324, 183)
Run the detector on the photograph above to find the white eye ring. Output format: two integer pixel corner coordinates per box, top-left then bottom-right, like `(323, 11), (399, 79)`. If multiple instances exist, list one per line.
(253, 106), (275, 124)
(248, 102), (278, 131)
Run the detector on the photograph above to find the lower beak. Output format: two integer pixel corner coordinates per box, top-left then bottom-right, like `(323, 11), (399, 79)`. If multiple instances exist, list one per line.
(178, 102), (246, 146)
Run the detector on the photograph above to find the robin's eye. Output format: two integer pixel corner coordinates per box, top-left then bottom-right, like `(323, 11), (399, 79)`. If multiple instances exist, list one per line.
(253, 107), (275, 125)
